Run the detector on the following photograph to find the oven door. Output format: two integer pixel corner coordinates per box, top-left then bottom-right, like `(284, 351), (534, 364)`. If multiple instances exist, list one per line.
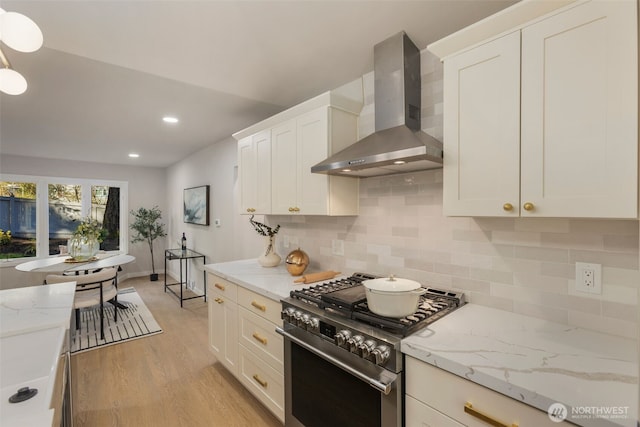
(277, 325), (402, 427)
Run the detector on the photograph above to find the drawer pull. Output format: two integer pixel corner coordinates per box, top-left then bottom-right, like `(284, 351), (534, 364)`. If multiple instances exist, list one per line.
(214, 283), (226, 291)
(251, 301), (267, 312)
(252, 332), (268, 345)
(214, 297), (224, 304)
(464, 402), (518, 427)
(252, 374), (268, 388)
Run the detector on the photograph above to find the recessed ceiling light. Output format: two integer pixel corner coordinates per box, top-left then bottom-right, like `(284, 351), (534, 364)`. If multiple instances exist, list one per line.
(393, 160), (406, 165)
(162, 116), (179, 124)
(128, 153), (140, 158)
(342, 169), (352, 172)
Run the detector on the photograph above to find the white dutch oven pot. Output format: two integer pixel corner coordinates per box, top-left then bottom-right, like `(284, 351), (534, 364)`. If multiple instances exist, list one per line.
(362, 275), (427, 318)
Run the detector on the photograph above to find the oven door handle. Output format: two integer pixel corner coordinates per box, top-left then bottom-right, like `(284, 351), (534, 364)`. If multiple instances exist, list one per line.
(276, 327), (396, 395)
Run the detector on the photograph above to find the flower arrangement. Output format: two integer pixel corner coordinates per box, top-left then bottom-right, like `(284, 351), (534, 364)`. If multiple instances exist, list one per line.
(73, 217), (106, 242)
(249, 215), (280, 237)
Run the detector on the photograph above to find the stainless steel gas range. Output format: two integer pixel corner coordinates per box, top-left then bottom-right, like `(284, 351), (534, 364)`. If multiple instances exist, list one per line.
(276, 273), (465, 427)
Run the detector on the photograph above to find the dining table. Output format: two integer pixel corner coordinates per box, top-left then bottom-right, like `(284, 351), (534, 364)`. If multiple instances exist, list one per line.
(15, 253), (136, 310)
(15, 253), (136, 274)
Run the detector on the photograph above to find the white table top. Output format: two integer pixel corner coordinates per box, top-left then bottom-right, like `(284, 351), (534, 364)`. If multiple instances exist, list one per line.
(401, 304), (638, 427)
(15, 253), (135, 274)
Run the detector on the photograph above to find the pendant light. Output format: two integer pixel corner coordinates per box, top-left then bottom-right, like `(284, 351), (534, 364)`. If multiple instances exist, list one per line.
(0, 8), (43, 95)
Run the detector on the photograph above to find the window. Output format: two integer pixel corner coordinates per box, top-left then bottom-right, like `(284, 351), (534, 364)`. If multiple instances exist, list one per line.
(0, 181), (37, 259)
(0, 175), (128, 260)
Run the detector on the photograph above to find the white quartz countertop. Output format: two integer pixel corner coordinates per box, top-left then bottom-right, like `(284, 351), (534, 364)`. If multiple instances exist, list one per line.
(0, 282), (76, 427)
(204, 258), (330, 301)
(401, 304), (638, 427)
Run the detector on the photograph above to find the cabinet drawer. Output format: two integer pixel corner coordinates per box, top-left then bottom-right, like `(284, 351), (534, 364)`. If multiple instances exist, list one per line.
(406, 356), (572, 426)
(237, 286), (281, 325)
(238, 344), (284, 422)
(238, 307), (283, 374)
(207, 273), (238, 302)
(406, 395), (463, 427)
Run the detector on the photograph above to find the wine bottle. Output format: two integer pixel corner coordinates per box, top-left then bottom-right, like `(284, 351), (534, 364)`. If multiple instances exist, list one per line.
(181, 233), (187, 251)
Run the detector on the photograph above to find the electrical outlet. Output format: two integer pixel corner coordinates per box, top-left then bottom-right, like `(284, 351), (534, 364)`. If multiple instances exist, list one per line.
(332, 239), (344, 256)
(575, 262), (602, 294)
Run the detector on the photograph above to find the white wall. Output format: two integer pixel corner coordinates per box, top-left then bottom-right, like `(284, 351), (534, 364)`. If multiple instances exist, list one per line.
(0, 154), (167, 288)
(164, 137), (264, 295)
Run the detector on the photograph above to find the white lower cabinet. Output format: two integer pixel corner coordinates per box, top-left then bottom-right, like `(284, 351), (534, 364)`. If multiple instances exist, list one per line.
(405, 356), (572, 427)
(238, 343), (285, 421)
(207, 274), (284, 422)
(207, 274), (239, 376)
(406, 395), (463, 427)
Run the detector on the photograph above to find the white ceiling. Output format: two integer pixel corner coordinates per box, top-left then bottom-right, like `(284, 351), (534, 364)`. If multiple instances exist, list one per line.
(0, 0), (516, 168)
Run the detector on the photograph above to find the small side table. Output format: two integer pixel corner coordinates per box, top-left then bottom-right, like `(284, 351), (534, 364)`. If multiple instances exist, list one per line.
(164, 248), (207, 307)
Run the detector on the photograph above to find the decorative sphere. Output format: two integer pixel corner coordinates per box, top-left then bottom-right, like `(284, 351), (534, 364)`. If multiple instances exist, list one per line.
(285, 248), (309, 276)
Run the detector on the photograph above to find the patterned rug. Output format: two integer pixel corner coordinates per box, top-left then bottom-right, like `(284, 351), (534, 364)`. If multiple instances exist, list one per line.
(71, 287), (163, 354)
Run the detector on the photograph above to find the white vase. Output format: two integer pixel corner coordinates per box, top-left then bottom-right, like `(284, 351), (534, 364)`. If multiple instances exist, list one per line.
(68, 236), (100, 261)
(258, 235), (281, 267)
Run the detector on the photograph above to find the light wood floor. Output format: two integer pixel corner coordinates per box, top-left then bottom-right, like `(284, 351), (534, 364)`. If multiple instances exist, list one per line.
(71, 275), (283, 427)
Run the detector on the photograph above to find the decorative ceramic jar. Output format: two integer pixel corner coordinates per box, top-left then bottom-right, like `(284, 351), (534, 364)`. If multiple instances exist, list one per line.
(258, 235), (281, 267)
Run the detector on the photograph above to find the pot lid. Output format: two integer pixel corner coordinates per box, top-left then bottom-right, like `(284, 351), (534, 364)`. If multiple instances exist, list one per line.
(363, 275), (421, 292)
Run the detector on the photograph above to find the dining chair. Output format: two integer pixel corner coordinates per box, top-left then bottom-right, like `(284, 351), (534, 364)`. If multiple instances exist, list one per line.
(46, 267), (119, 340)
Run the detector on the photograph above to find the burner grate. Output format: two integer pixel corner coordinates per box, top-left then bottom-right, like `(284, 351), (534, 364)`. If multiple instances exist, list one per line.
(289, 273), (464, 336)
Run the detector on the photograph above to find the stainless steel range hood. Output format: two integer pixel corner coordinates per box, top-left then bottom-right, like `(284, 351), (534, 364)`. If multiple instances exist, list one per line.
(312, 31), (443, 178)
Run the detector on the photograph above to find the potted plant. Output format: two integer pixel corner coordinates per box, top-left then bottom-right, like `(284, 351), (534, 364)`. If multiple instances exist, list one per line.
(69, 217), (105, 261)
(130, 206), (167, 281)
(249, 215), (281, 267)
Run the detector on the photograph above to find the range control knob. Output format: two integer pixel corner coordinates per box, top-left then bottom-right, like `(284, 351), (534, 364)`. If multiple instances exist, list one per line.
(370, 345), (391, 366)
(299, 313), (311, 329)
(335, 330), (352, 348)
(347, 335), (365, 354)
(306, 317), (320, 332)
(281, 307), (296, 323)
(359, 339), (377, 358)
(293, 311), (304, 326)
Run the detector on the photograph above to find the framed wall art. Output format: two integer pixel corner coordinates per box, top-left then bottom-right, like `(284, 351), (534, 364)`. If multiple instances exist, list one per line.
(183, 185), (210, 226)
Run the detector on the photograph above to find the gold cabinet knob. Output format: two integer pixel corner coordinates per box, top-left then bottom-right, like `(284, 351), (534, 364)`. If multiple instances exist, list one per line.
(523, 202), (534, 211)
(503, 203), (513, 212)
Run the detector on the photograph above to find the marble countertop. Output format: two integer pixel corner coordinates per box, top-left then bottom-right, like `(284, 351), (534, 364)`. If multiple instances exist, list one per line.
(0, 282), (76, 427)
(401, 304), (638, 427)
(204, 258), (332, 301)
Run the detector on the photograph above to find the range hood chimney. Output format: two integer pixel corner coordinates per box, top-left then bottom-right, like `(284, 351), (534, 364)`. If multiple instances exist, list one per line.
(311, 31), (443, 178)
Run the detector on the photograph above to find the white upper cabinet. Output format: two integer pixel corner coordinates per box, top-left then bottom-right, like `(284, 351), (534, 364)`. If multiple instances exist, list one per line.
(238, 130), (271, 215)
(434, 0), (638, 218)
(443, 31), (521, 216)
(272, 107), (359, 215)
(234, 89), (362, 216)
(520, 0), (637, 218)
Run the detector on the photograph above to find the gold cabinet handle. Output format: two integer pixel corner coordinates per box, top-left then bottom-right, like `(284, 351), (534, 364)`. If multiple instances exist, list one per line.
(503, 203), (513, 212)
(252, 332), (267, 345)
(288, 207), (295, 212)
(214, 297), (224, 304)
(251, 301), (267, 311)
(294, 207), (300, 212)
(464, 402), (518, 427)
(246, 208), (256, 213)
(252, 374), (268, 388)
(523, 202), (534, 211)
(214, 283), (226, 291)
